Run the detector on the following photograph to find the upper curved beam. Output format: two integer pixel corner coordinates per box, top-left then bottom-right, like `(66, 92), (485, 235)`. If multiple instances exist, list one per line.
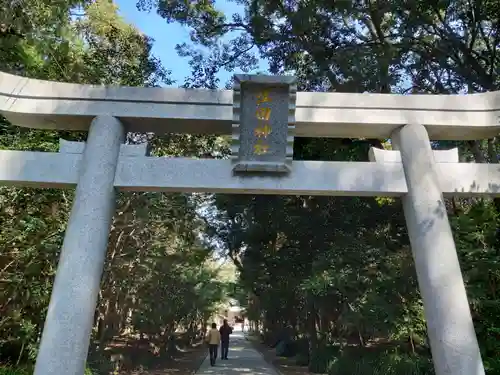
(1, 71), (499, 140)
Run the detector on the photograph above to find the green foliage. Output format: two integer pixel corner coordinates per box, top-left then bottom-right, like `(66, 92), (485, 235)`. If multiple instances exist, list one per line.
(0, 1), (226, 373)
(452, 200), (500, 373)
(328, 349), (434, 375)
(0, 367), (30, 375)
(0, 367), (94, 375)
(147, 0), (500, 373)
(308, 345), (340, 373)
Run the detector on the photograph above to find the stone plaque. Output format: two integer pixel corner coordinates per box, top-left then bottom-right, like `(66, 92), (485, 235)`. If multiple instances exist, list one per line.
(231, 74), (296, 173)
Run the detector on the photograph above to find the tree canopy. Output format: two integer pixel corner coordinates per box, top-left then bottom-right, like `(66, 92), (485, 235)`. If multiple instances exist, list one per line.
(0, 1), (229, 374)
(143, 0), (500, 373)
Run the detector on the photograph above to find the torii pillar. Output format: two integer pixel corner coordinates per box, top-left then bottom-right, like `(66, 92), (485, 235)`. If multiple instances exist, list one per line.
(393, 123), (485, 375)
(33, 116), (124, 375)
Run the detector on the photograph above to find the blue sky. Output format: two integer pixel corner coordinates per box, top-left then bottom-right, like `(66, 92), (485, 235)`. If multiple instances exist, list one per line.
(115, 0), (268, 87)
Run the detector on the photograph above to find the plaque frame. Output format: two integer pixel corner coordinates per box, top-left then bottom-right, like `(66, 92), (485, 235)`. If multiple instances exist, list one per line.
(231, 74), (297, 173)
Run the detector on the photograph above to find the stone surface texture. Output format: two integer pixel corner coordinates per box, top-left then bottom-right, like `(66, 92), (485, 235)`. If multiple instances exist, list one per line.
(33, 116), (125, 375)
(393, 123), (485, 375)
(368, 147), (459, 163)
(2, 151), (500, 196)
(1, 71), (499, 139)
(231, 74), (295, 172)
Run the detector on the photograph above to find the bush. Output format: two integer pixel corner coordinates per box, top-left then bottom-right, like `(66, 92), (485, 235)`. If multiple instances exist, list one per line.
(327, 347), (434, 375)
(263, 331), (279, 347)
(309, 344), (341, 373)
(294, 338), (310, 366)
(0, 366), (32, 375)
(295, 352), (309, 366)
(484, 356), (500, 375)
(295, 338), (309, 356)
(0, 365), (95, 375)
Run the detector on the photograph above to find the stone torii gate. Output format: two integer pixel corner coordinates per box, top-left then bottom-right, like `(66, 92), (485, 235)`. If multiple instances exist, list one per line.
(1, 72), (500, 375)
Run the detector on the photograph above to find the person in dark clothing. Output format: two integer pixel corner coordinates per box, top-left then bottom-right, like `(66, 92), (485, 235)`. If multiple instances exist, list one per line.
(219, 319), (233, 360)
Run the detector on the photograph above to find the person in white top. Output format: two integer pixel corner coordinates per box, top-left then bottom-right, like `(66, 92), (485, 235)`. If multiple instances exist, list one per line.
(206, 323), (221, 366)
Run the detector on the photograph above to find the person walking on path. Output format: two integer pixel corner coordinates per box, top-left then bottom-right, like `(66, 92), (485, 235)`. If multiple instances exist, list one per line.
(206, 323), (221, 366)
(219, 319), (233, 360)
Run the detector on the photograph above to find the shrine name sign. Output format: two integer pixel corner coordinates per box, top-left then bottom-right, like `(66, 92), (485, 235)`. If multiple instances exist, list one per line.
(231, 74), (296, 173)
